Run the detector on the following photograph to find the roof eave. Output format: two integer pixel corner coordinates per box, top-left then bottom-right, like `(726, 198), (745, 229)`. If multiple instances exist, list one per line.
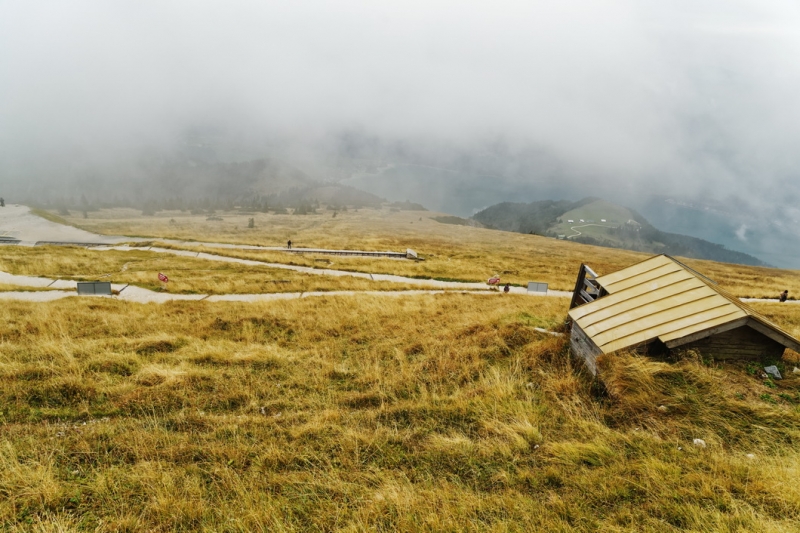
(663, 317), (749, 349)
(746, 317), (800, 353)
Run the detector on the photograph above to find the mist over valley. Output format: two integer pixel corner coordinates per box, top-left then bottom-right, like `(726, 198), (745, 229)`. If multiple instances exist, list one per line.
(3, 1), (800, 269)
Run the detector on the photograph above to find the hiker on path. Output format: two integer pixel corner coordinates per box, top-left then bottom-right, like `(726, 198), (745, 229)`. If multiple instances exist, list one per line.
(780, 289), (789, 302)
(503, 283), (510, 294)
(287, 240), (292, 249)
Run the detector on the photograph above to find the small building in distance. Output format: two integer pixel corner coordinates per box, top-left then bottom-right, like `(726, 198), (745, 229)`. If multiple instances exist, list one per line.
(568, 254), (800, 374)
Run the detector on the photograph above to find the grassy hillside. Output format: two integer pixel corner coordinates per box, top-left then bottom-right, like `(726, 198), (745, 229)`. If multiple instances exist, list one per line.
(50, 206), (800, 298)
(2, 295), (800, 531)
(552, 199), (635, 237)
(2, 209), (800, 530)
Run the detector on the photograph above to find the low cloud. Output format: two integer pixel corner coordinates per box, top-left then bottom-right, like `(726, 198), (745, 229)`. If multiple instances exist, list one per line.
(735, 224), (748, 242)
(1, 1), (800, 211)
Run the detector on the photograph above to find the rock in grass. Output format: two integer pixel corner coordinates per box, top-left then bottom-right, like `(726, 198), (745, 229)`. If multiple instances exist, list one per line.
(764, 365), (782, 380)
(793, 367), (800, 375)
(693, 438), (707, 448)
(657, 405), (668, 413)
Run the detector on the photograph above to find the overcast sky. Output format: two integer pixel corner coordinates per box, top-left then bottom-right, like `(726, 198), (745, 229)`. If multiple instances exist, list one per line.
(2, 0), (800, 205)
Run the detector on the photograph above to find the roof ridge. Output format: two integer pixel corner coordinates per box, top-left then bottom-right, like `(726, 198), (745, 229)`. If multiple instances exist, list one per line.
(570, 253), (800, 355)
(664, 255), (718, 285)
(663, 256), (800, 345)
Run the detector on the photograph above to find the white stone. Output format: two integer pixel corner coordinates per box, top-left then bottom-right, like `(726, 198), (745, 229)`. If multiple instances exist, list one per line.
(764, 365), (782, 380)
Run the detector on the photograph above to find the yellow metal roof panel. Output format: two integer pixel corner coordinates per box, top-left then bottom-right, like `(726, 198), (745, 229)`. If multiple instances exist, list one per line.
(581, 289), (726, 338)
(593, 303), (744, 352)
(600, 308), (745, 353)
(659, 314), (747, 344)
(595, 255), (676, 292)
(568, 254), (800, 354)
(574, 278), (712, 326)
(597, 266), (693, 295)
(569, 277), (704, 322)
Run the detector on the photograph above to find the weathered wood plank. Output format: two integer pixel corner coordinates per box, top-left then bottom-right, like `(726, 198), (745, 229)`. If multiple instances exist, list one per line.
(570, 323), (603, 375)
(680, 325), (786, 360)
(665, 317), (749, 348)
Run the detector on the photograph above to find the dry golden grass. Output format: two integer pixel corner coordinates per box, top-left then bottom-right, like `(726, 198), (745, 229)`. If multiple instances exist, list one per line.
(54, 207), (800, 297)
(0, 284), (56, 292)
(678, 260), (800, 300)
(0, 246), (418, 294)
(50, 207), (650, 290)
(2, 294), (800, 531)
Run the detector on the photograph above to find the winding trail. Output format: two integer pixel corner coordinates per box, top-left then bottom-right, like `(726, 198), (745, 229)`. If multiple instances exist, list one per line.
(0, 248), (574, 302)
(0, 205), (574, 302)
(565, 223), (614, 240)
(0, 243), (573, 303)
(99, 245), (560, 293)
(1, 206), (784, 305)
(0, 263), (570, 304)
(0, 214), (574, 302)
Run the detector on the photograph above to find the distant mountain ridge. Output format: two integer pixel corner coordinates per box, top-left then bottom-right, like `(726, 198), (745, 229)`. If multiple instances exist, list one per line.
(10, 156), (385, 213)
(640, 195), (800, 269)
(473, 198), (769, 267)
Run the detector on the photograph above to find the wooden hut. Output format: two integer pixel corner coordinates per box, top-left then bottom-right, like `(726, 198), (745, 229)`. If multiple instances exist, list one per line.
(567, 255), (800, 374)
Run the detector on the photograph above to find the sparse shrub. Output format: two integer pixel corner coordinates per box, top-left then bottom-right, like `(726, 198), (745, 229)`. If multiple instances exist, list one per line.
(26, 377), (97, 407)
(596, 352), (688, 420)
(405, 342), (425, 356)
(12, 366), (55, 381)
(499, 324), (538, 350)
(519, 334), (567, 369)
(135, 337), (187, 355)
(340, 392), (384, 409)
(778, 393), (796, 403)
(87, 357), (139, 376)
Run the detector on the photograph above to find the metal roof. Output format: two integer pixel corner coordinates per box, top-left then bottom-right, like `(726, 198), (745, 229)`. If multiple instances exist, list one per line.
(568, 255), (800, 354)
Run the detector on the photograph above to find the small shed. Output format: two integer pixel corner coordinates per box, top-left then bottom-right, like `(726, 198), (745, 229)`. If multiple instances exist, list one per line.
(567, 255), (800, 374)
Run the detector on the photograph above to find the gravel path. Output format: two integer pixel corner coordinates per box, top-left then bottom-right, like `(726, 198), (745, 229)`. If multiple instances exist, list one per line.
(0, 246), (572, 304)
(96, 245), (570, 295)
(9, 205), (777, 305)
(0, 205), (125, 245)
(0, 210), (574, 302)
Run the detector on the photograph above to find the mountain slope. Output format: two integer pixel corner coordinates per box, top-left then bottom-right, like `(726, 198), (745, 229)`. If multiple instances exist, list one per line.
(473, 198), (769, 267)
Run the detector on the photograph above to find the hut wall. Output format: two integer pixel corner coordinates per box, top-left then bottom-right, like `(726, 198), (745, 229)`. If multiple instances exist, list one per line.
(570, 322), (603, 375)
(680, 326), (785, 360)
